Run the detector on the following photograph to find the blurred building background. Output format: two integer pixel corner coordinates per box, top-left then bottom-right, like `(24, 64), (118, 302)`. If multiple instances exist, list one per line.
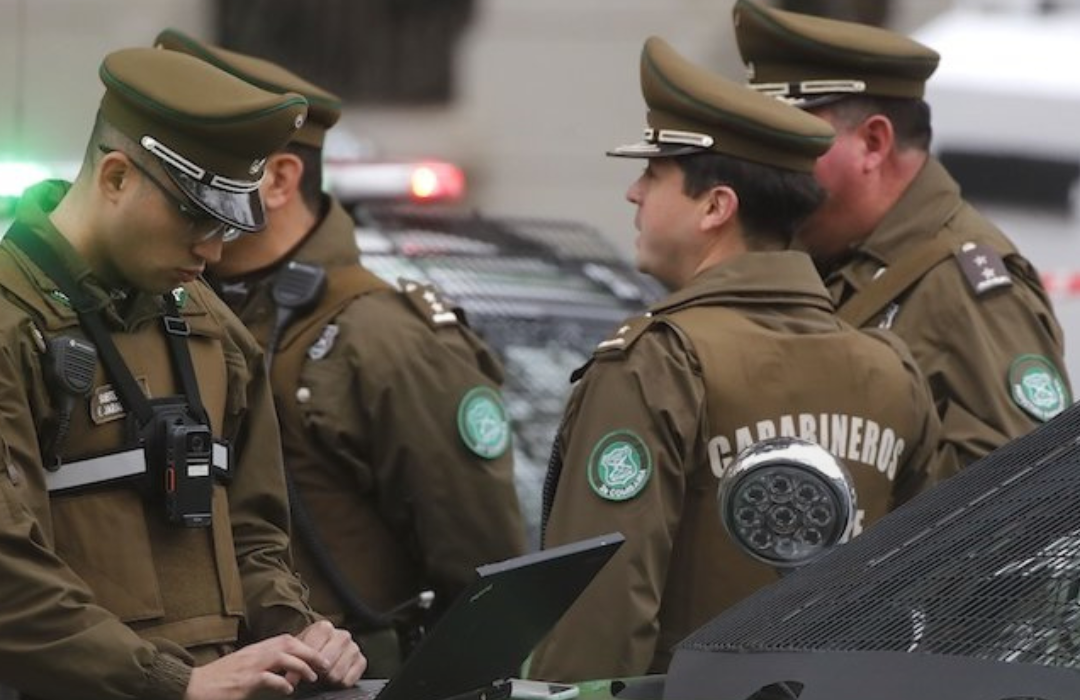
(0, 0), (947, 251)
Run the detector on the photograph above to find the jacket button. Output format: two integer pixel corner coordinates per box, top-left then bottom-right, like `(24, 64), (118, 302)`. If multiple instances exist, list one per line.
(296, 387), (312, 403)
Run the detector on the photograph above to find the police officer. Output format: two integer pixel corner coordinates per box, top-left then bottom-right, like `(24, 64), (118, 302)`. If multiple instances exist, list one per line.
(733, 0), (1071, 468)
(153, 30), (527, 675)
(528, 36), (945, 682)
(0, 48), (364, 699)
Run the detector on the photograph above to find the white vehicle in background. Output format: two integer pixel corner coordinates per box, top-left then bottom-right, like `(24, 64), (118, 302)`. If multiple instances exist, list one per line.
(913, 0), (1080, 381)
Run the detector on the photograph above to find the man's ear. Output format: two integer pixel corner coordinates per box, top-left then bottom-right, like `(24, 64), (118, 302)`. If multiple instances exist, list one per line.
(858, 114), (895, 172)
(96, 152), (131, 202)
(261, 152), (305, 210)
(700, 184), (739, 232)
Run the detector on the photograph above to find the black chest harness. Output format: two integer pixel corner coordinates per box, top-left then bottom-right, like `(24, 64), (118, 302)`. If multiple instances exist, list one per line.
(7, 222), (229, 528)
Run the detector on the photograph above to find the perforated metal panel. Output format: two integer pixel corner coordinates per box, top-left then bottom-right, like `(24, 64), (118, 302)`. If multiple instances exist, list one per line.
(666, 403), (1080, 700)
(348, 203), (663, 547)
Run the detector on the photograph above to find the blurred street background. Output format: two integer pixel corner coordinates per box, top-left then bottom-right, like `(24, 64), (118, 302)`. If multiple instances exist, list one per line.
(3, 0), (1079, 378)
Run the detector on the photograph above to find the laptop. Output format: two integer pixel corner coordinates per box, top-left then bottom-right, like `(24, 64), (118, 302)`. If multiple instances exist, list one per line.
(301, 532), (625, 700)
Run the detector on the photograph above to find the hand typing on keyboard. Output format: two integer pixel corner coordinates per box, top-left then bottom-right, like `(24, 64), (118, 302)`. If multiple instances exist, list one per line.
(296, 620), (368, 688)
(182, 622), (366, 700)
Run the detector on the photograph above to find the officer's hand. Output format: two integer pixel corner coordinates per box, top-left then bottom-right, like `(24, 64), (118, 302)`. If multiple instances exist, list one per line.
(183, 634), (322, 700)
(297, 619), (367, 687)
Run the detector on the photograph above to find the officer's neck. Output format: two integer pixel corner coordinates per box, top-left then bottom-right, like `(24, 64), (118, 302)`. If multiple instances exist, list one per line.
(49, 178), (119, 286)
(685, 226), (749, 287)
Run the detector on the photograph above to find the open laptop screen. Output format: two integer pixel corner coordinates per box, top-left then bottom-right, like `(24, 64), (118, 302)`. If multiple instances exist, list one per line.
(303, 532), (625, 700)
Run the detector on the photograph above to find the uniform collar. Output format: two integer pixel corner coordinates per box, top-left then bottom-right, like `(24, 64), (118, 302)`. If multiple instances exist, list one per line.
(211, 195), (359, 323)
(856, 157), (964, 265)
(289, 195), (361, 269)
(652, 250), (835, 314)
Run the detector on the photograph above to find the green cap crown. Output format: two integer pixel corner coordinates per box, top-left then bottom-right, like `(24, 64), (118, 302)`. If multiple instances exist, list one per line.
(98, 47), (309, 232)
(609, 36), (834, 173)
(99, 47), (308, 183)
(733, 0), (940, 106)
(154, 28), (341, 149)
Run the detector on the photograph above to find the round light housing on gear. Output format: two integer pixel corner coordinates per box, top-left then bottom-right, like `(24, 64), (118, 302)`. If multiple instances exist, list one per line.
(719, 437), (856, 569)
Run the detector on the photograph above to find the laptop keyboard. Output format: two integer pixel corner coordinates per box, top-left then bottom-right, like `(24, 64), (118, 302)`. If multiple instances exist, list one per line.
(299, 679), (389, 700)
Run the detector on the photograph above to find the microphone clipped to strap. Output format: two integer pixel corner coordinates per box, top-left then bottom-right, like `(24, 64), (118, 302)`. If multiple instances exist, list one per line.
(267, 261), (327, 366)
(44, 335), (98, 470)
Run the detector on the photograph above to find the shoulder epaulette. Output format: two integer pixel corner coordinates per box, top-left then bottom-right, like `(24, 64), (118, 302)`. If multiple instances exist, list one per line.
(954, 241), (1012, 296)
(593, 313), (657, 361)
(399, 277), (460, 328)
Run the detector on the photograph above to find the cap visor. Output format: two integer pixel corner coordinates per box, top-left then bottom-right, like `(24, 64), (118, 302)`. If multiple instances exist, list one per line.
(606, 141), (706, 159)
(162, 162), (265, 232)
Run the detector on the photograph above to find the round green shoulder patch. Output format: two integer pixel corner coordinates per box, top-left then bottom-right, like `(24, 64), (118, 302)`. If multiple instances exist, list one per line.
(588, 429), (652, 501)
(1009, 354), (1070, 422)
(457, 386), (511, 459)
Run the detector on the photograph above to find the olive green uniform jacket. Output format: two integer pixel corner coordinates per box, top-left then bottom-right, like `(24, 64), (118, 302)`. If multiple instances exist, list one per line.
(216, 197), (526, 668)
(530, 251), (944, 682)
(825, 158), (1070, 468)
(0, 181), (318, 700)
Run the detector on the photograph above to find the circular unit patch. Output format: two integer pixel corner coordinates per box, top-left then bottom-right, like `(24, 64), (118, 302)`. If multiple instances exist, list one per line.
(588, 429), (652, 502)
(457, 386), (511, 459)
(1009, 354), (1070, 422)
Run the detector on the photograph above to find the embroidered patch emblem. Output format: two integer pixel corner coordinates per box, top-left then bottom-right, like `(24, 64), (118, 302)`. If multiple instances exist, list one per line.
(307, 324), (339, 361)
(588, 430), (652, 501)
(457, 386), (510, 459)
(1009, 355), (1070, 422)
(170, 286), (188, 309)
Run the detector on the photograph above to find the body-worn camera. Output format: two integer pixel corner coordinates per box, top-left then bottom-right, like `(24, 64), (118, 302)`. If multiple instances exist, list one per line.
(139, 397), (214, 528)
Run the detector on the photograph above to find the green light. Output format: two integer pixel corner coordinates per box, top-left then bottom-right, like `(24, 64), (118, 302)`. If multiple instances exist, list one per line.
(0, 161), (50, 197)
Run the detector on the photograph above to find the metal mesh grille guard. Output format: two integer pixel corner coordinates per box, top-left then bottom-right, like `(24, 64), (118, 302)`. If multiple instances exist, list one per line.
(678, 401), (1080, 669)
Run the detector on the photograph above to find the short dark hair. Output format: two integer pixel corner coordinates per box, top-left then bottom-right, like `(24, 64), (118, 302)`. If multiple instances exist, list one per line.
(675, 152), (825, 250)
(86, 111), (159, 174)
(823, 96), (933, 152)
(285, 142), (325, 215)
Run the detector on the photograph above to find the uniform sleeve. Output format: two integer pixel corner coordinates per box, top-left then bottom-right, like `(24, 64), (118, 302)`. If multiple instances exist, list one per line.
(0, 319), (192, 700)
(307, 294), (527, 609)
(908, 254), (1070, 469)
(210, 295), (320, 641)
(880, 332), (958, 507)
(528, 327), (706, 682)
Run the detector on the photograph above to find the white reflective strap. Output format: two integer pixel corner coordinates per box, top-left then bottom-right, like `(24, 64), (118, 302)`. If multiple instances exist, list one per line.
(213, 441), (230, 475)
(45, 448), (147, 493)
(44, 441), (230, 493)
